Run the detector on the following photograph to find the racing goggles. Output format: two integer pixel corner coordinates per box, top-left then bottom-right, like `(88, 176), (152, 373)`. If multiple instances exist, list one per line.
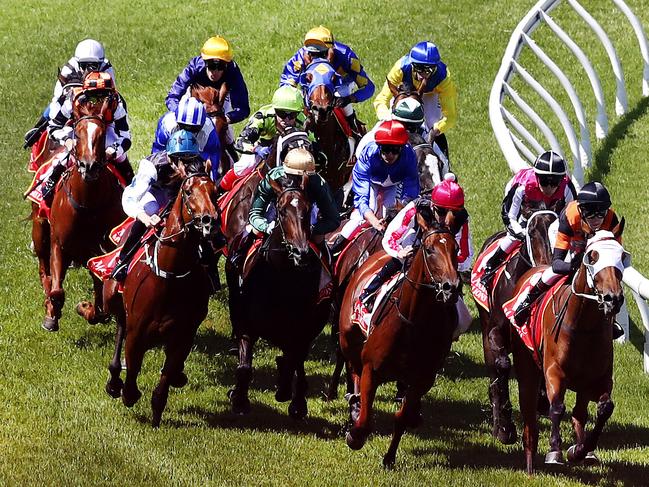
(412, 63), (437, 76)
(434, 205), (461, 218)
(275, 110), (299, 120)
(379, 144), (402, 155)
(537, 174), (562, 187)
(79, 61), (101, 72)
(206, 59), (227, 71)
(580, 206), (608, 220)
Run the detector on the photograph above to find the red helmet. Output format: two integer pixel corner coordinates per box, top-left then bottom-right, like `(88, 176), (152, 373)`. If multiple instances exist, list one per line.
(432, 175), (465, 210)
(374, 120), (409, 146)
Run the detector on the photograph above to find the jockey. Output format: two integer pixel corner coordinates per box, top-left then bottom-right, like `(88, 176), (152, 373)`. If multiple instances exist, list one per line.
(280, 25), (374, 136)
(359, 175), (473, 318)
(329, 120), (419, 254)
(481, 150), (577, 286)
(165, 36), (250, 153)
(513, 182), (623, 330)
(231, 148), (341, 265)
(373, 41), (458, 156)
(151, 97), (221, 181)
(218, 85), (308, 193)
(43, 71), (133, 205)
(24, 39), (115, 149)
(111, 130), (210, 282)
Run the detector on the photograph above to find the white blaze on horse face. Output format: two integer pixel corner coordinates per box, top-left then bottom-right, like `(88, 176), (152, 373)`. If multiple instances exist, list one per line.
(291, 197), (300, 208)
(85, 122), (99, 161)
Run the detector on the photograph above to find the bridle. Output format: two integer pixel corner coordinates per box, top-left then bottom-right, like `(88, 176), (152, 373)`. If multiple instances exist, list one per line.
(72, 115), (107, 178)
(270, 186), (312, 265)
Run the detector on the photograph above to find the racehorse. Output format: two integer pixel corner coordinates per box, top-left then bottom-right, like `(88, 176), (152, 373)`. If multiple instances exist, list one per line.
(225, 173), (331, 419)
(33, 94), (125, 332)
(472, 208), (559, 444)
(190, 83), (237, 174)
(100, 169), (220, 427)
(302, 59), (353, 203)
(510, 224), (625, 474)
(339, 214), (460, 467)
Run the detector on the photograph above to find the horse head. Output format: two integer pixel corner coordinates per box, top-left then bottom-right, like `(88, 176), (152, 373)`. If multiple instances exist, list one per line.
(412, 211), (460, 304)
(178, 167), (220, 240)
(71, 109), (108, 181)
(302, 59), (338, 124)
(391, 83), (425, 107)
(190, 84), (228, 136)
(269, 174), (312, 267)
(523, 209), (558, 267)
(580, 220), (626, 316)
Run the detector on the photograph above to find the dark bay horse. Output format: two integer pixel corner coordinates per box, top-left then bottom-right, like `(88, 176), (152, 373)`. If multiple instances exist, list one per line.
(511, 224), (625, 474)
(473, 208), (558, 444)
(302, 60), (353, 202)
(33, 98), (125, 332)
(340, 215), (460, 467)
(101, 171), (220, 427)
(225, 174), (331, 418)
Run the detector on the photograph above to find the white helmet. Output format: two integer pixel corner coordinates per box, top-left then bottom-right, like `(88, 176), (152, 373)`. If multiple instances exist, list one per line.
(74, 39), (105, 63)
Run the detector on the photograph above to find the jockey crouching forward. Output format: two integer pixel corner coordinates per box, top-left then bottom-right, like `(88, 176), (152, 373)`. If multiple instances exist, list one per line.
(111, 130), (226, 289)
(218, 85), (309, 194)
(231, 148), (341, 267)
(513, 182), (625, 339)
(481, 150), (576, 286)
(43, 71), (133, 205)
(151, 97), (221, 181)
(280, 25), (374, 137)
(329, 120), (419, 254)
(358, 175), (473, 339)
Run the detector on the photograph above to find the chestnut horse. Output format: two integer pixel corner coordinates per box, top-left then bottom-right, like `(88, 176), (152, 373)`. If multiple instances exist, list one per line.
(511, 224), (625, 474)
(302, 60), (353, 203)
(101, 170), (220, 427)
(190, 83), (236, 175)
(340, 216), (460, 467)
(473, 208), (558, 444)
(33, 98), (125, 332)
(225, 175), (331, 419)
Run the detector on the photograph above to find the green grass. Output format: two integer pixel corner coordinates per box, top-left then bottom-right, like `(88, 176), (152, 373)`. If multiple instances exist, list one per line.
(1, 1), (649, 485)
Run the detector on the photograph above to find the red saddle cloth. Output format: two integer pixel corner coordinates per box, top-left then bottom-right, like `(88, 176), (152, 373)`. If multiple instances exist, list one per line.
(29, 131), (51, 172)
(501, 269), (569, 368)
(332, 222), (372, 277)
(350, 271), (403, 337)
(470, 238), (522, 312)
(218, 168), (262, 238)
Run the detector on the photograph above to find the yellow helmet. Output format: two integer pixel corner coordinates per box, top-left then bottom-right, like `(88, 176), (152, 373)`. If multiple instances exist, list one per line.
(284, 148), (316, 175)
(304, 26), (334, 52)
(200, 36), (234, 62)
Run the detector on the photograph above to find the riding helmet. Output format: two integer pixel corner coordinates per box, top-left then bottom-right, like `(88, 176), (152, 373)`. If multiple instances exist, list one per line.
(283, 148), (316, 176)
(304, 26), (334, 52)
(533, 150), (567, 176)
(75, 39), (105, 63)
(272, 86), (304, 112)
(176, 97), (207, 128)
(576, 181), (611, 210)
(409, 41), (441, 66)
(392, 98), (425, 125)
(432, 173), (464, 210)
(374, 120), (409, 146)
(166, 129), (200, 157)
(200, 36), (234, 62)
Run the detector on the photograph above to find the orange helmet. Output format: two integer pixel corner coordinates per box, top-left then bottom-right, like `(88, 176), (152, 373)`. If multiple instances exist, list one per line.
(82, 71), (115, 92)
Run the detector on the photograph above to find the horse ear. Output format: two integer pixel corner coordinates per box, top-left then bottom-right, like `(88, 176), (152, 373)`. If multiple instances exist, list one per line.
(300, 173), (309, 191)
(302, 72), (313, 85)
(612, 217), (625, 239)
(269, 176), (283, 195)
(416, 211), (431, 233)
(587, 250), (599, 265)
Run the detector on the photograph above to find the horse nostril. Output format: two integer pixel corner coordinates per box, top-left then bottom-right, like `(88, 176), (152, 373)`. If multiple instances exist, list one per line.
(604, 294), (613, 302)
(201, 215), (212, 225)
(442, 282), (451, 291)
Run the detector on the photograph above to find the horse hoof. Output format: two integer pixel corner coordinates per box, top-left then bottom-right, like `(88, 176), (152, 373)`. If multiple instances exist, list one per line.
(288, 398), (308, 420)
(584, 451), (600, 466)
(346, 430), (366, 451)
(567, 444), (585, 463)
(496, 423), (517, 445)
(275, 387), (292, 403)
(382, 455), (396, 470)
(105, 379), (123, 399)
(122, 389), (142, 408)
(42, 316), (59, 332)
(545, 450), (565, 465)
(169, 372), (188, 388)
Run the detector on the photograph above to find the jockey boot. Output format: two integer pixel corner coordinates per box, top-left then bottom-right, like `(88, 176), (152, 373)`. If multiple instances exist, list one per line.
(230, 230), (257, 269)
(113, 159), (134, 185)
(218, 168), (239, 195)
(612, 321), (625, 340)
(359, 257), (402, 313)
(345, 112), (366, 140)
(514, 279), (551, 326)
(481, 247), (508, 287)
(200, 244), (222, 295)
(328, 234), (348, 256)
(42, 164), (66, 206)
(111, 220), (147, 282)
(23, 115), (48, 149)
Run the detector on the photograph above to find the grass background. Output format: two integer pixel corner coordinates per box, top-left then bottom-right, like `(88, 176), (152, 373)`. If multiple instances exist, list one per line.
(1, 0), (649, 485)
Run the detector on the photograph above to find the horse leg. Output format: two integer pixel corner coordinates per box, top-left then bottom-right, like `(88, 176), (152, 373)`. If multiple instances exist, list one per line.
(485, 322), (516, 444)
(513, 340), (541, 475)
(44, 241), (70, 332)
(77, 274), (110, 325)
(288, 357), (308, 420)
(346, 363), (377, 451)
(106, 313), (126, 398)
(122, 331), (145, 407)
(326, 345), (345, 402)
(32, 216), (52, 296)
(567, 392), (614, 463)
(545, 388), (567, 465)
(275, 353), (295, 402)
(382, 389), (423, 469)
(229, 335), (253, 415)
(567, 393), (595, 463)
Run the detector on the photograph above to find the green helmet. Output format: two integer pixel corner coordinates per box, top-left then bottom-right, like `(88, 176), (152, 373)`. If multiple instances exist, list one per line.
(392, 98), (425, 124)
(272, 85), (305, 112)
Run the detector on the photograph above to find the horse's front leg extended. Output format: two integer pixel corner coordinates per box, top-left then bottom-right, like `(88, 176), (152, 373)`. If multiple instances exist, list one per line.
(106, 314), (126, 398)
(288, 358), (308, 420)
(568, 392), (614, 463)
(229, 334), (254, 415)
(44, 241), (70, 331)
(77, 274), (110, 324)
(346, 362), (377, 451)
(382, 389), (423, 469)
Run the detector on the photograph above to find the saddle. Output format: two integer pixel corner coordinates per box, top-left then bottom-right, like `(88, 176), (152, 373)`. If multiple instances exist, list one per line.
(351, 270), (404, 337)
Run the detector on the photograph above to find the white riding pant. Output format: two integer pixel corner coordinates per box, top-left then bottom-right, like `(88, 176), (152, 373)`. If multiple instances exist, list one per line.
(340, 184), (398, 239)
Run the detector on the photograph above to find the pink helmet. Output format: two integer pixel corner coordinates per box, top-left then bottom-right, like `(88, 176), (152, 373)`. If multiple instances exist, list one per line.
(432, 173), (465, 210)
(374, 120), (409, 145)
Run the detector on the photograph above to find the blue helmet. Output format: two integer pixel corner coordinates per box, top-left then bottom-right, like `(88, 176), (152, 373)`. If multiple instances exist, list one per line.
(166, 129), (200, 157)
(176, 97), (206, 128)
(409, 41), (441, 65)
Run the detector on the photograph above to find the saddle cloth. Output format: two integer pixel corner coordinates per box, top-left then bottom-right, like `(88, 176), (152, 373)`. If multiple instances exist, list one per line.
(29, 131), (53, 172)
(218, 168), (262, 239)
(470, 237), (521, 312)
(501, 269), (569, 368)
(350, 271), (404, 337)
(332, 222), (372, 278)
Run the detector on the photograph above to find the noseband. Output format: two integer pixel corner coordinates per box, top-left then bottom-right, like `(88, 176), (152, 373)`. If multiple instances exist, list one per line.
(272, 187), (311, 263)
(403, 227), (457, 298)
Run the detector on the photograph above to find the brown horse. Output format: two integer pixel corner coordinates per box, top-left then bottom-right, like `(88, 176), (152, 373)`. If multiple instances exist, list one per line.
(33, 98), (125, 332)
(340, 216), (460, 467)
(190, 84), (236, 174)
(101, 171), (220, 427)
(511, 224), (625, 474)
(302, 60), (353, 202)
(225, 175), (331, 418)
(473, 208), (558, 444)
